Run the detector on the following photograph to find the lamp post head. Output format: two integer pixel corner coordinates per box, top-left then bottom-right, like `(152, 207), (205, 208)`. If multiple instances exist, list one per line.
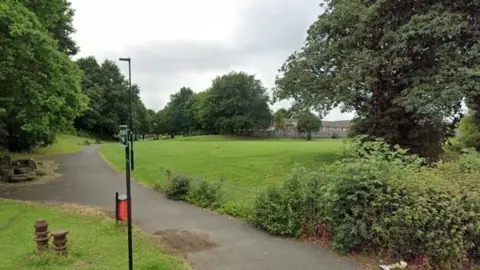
(119, 57), (131, 62)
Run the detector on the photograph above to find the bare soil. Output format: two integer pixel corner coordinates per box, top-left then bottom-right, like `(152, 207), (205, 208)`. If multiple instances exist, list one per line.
(153, 229), (218, 256)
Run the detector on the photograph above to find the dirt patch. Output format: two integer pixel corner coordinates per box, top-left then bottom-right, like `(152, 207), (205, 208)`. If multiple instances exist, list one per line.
(1, 199), (108, 217)
(0, 160), (60, 187)
(39, 201), (108, 217)
(153, 229), (217, 255)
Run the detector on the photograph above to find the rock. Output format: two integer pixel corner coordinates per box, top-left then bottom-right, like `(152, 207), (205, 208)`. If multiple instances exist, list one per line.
(14, 166), (34, 175)
(15, 159), (36, 169)
(1, 155), (12, 167)
(1, 168), (13, 177)
(28, 159), (37, 170)
(36, 169), (47, 176)
(26, 173), (36, 181)
(10, 175), (27, 183)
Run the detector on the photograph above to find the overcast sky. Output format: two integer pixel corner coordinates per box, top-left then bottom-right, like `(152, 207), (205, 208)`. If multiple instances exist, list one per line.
(70, 0), (354, 121)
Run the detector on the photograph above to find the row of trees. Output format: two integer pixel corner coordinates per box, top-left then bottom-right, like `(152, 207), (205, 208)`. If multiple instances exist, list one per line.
(0, 0), (319, 152)
(0, 0), (156, 151)
(151, 72), (274, 138)
(274, 0), (480, 161)
(73, 57), (153, 138)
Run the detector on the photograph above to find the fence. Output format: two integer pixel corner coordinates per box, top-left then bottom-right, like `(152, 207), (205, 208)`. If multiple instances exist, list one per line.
(252, 129), (348, 138)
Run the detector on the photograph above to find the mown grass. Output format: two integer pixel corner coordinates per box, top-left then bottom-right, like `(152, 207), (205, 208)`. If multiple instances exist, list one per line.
(0, 199), (188, 270)
(0, 134), (91, 159)
(100, 136), (346, 215)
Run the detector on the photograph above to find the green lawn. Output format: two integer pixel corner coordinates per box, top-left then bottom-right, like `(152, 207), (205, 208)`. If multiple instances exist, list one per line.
(0, 134), (91, 159)
(100, 136), (346, 215)
(0, 199), (188, 270)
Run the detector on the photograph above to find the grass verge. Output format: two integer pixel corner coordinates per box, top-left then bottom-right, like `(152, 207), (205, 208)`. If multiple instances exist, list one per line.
(99, 136), (346, 216)
(0, 199), (189, 270)
(0, 134), (92, 159)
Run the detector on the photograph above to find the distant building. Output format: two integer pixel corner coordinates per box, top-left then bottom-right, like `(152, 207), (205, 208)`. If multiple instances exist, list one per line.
(260, 119), (352, 138)
(321, 120), (351, 133)
(282, 119), (351, 132)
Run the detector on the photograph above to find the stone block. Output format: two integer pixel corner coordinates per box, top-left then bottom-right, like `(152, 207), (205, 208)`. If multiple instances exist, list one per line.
(14, 166), (33, 174)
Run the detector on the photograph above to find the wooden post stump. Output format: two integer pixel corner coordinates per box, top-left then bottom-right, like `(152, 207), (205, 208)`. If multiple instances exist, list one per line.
(33, 219), (50, 253)
(51, 229), (68, 255)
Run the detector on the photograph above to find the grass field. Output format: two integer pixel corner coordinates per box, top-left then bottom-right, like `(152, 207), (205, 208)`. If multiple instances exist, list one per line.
(0, 134), (91, 159)
(0, 199), (188, 270)
(100, 135), (346, 215)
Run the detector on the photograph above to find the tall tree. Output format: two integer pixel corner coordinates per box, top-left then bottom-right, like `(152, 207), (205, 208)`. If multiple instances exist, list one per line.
(185, 91), (209, 133)
(22, 0), (79, 56)
(165, 87), (194, 138)
(75, 57), (148, 138)
(274, 0), (480, 161)
(273, 108), (290, 130)
(74, 57), (103, 132)
(0, 0), (87, 151)
(152, 107), (170, 135)
(296, 111), (321, 141)
(203, 71), (273, 134)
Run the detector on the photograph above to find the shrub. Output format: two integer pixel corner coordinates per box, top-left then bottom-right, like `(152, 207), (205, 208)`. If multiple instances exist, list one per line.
(251, 136), (480, 267)
(250, 167), (314, 237)
(165, 175), (191, 200)
(186, 180), (224, 209)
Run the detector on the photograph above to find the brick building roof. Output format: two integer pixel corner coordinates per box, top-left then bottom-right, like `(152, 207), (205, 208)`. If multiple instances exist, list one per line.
(322, 120), (351, 128)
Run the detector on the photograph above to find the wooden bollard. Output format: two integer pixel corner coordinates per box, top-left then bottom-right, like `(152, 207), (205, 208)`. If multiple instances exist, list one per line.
(51, 229), (68, 255)
(33, 219), (50, 253)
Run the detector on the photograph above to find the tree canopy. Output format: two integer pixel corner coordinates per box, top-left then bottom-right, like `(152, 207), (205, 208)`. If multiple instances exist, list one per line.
(296, 111), (321, 140)
(74, 57), (149, 138)
(22, 0), (79, 56)
(148, 72), (273, 137)
(274, 0), (480, 161)
(0, 0), (87, 152)
(202, 71), (273, 135)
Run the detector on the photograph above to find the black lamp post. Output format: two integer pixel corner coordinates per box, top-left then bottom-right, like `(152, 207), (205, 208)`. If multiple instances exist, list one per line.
(119, 57), (134, 171)
(119, 57), (134, 270)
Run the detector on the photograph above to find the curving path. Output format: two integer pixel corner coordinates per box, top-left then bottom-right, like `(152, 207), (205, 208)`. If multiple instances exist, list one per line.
(1, 145), (361, 270)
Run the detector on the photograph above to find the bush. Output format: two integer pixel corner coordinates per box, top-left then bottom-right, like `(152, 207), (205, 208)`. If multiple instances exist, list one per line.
(250, 167), (310, 236)
(251, 137), (480, 267)
(186, 180), (224, 209)
(165, 175), (191, 200)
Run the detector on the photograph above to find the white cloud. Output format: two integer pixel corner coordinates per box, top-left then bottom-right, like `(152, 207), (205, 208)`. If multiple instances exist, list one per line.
(70, 0), (354, 121)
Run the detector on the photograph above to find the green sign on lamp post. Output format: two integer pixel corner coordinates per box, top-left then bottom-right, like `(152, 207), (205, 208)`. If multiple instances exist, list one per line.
(119, 125), (128, 147)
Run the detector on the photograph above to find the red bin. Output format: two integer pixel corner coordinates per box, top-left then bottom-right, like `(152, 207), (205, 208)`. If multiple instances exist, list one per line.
(115, 193), (130, 221)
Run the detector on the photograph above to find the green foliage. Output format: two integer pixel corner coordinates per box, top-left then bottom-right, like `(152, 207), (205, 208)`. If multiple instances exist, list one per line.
(202, 71), (273, 134)
(74, 57), (149, 138)
(274, 0), (480, 161)
(165, 175), (191, 201)
(150, 72), (274, 137)
(186, 180), (224, 210)
(458, 110), (480, 150)
(22, 0), (79, 55)
(251, 137), (480, 266)
(0, 0), (87, 152)
(164, 87), (194, 137)
(273, 108), (290, 130)
(250, 167), (311, 237)
(296, 111), (321, 140)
